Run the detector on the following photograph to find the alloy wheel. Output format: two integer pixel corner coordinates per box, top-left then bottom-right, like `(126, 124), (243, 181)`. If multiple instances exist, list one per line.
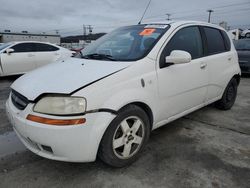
(112, 116), (145, 159)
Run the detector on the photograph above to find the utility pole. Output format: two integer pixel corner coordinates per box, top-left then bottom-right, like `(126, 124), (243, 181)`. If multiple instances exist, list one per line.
(83, 24), (86, 41)
(207, 9), (214, 23)
(166, 13), (171, 21)
(87, 25), (93, 42)
(87, 25), (93, 34)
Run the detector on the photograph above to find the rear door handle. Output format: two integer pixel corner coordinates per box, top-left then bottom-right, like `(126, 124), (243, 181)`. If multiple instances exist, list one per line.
(200, 62), (207, 69)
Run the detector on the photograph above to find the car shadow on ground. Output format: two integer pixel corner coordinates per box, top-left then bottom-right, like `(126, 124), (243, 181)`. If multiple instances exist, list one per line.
(241, 73), (250, 78)
(0, 75), (21, 82)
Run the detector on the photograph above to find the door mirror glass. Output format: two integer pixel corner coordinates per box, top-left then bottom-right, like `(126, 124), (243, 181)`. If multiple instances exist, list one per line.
(165, 50), (191, 64)
(6, 48), (14, 55)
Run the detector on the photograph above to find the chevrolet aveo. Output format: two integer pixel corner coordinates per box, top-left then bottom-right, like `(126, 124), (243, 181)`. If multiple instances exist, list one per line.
(6, 21), (241, 167)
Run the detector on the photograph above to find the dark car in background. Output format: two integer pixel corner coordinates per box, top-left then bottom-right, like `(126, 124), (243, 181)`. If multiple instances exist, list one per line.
(234, 39), (250, 74)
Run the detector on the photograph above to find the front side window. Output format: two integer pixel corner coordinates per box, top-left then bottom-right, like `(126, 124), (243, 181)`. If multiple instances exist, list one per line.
(81, 24), (169, 61)
(11, 43), (36, 53)
(204, 27), (226, 55)
(160, 26), (203, 66)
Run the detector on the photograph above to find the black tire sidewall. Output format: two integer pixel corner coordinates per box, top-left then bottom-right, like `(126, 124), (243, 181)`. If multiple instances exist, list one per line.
(98, 105), (151, 167)
(218, 78), (238, 110)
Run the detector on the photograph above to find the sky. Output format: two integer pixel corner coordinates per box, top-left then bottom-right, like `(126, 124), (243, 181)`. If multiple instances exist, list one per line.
(0, 0), (249, 36)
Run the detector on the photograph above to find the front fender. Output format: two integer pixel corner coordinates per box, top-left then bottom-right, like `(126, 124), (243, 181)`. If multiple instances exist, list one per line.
(100, 88), (157, 115)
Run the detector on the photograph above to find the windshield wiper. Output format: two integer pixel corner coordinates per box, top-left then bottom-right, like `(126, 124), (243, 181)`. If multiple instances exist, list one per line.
(82, 53), (117, 61)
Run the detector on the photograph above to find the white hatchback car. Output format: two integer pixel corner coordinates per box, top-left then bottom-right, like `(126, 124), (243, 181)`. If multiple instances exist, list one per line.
(0, 41), (74, 76)
(6, 21), (241, 167)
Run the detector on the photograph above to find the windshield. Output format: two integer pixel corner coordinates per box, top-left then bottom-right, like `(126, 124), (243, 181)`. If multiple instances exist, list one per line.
(234, 40), (250, 50)
(81, 24), (169, 61)
(0, 43), (12, 51)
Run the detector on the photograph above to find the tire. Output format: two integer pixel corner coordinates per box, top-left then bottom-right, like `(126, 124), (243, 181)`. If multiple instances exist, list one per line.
(98, 105), (151, 167)
(215, 78), (238, 110)
(246, 33), (250, 38)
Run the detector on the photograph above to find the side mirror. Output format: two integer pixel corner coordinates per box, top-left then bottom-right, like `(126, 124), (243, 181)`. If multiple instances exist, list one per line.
(6, 48), (14, 55)
(165, 50), (191, 65)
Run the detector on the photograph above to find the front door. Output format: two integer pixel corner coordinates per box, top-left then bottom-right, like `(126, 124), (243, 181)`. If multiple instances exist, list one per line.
(1, 43), (36, 75)
(156, 26), (208, 122)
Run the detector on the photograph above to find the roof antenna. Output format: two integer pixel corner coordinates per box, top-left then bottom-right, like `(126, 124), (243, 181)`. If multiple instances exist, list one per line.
(138, 0), (152, 25)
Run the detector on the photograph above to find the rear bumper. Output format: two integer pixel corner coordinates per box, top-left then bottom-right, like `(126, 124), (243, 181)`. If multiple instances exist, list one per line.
(6, 96), (116, 162)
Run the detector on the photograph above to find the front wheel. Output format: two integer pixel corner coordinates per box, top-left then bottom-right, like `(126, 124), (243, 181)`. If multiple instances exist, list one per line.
(215, 78), (238, 110)
(98, 105), (150, 167)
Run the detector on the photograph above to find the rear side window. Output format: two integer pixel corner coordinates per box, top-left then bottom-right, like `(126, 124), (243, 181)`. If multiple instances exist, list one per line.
(203, 27), (226, 55)
(35, 43), (59, 52)
(160, 26), (203, 66)
(11, 43), (36, 53)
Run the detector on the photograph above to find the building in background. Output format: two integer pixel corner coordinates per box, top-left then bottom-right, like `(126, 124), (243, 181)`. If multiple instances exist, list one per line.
(0, 30), (60, 44)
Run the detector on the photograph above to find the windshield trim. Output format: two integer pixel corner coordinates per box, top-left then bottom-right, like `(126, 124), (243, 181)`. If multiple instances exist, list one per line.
(81, 24), (170, 62)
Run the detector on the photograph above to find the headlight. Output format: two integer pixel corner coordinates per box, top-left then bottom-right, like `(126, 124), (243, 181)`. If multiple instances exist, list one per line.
(33, 96), (86, 115)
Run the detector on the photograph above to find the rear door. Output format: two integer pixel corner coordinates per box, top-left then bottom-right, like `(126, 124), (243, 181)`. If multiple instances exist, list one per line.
(34, 43), (60, 68)
(201, 27), (233, 101)
(156, 26), (209, 121)
(1, 43), (36, 75)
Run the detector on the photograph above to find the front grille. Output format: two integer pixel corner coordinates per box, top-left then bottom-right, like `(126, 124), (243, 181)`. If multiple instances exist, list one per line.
(11, 90), (29, 110)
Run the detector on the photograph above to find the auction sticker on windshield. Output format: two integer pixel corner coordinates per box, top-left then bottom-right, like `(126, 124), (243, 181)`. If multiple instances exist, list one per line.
(139, 28), (156, 36)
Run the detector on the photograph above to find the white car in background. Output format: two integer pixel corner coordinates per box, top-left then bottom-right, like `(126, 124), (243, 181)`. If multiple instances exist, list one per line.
(0, 41), (74, 76)
(241, 29), (250, 38)
(6, 21), (241, 167)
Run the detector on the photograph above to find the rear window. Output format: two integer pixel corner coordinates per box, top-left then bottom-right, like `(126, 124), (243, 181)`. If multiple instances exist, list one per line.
(204, 27), (226, 55)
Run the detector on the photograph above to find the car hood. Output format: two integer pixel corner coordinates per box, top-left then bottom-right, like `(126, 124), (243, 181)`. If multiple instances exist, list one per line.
(11, 58), (131, 101)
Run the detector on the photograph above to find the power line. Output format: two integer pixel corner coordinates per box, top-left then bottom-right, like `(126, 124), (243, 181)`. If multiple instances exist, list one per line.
(40, 0), (250, 35)
(143, 0), (250, 21)
(211, 1), (250, 9)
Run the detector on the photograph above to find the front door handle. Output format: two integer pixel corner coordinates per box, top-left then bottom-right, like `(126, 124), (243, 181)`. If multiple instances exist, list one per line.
(200, 62), (207, 69)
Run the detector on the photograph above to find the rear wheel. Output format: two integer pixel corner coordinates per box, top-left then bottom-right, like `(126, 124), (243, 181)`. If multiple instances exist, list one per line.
(98, 105), (150, 167)
(215, 78), (238, 110)
(246, 33), (250, 38)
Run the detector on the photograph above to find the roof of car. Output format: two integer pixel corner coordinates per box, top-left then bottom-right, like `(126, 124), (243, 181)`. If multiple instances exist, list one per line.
(142, 20), (223, 30)
(9, 41), (59, 46)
